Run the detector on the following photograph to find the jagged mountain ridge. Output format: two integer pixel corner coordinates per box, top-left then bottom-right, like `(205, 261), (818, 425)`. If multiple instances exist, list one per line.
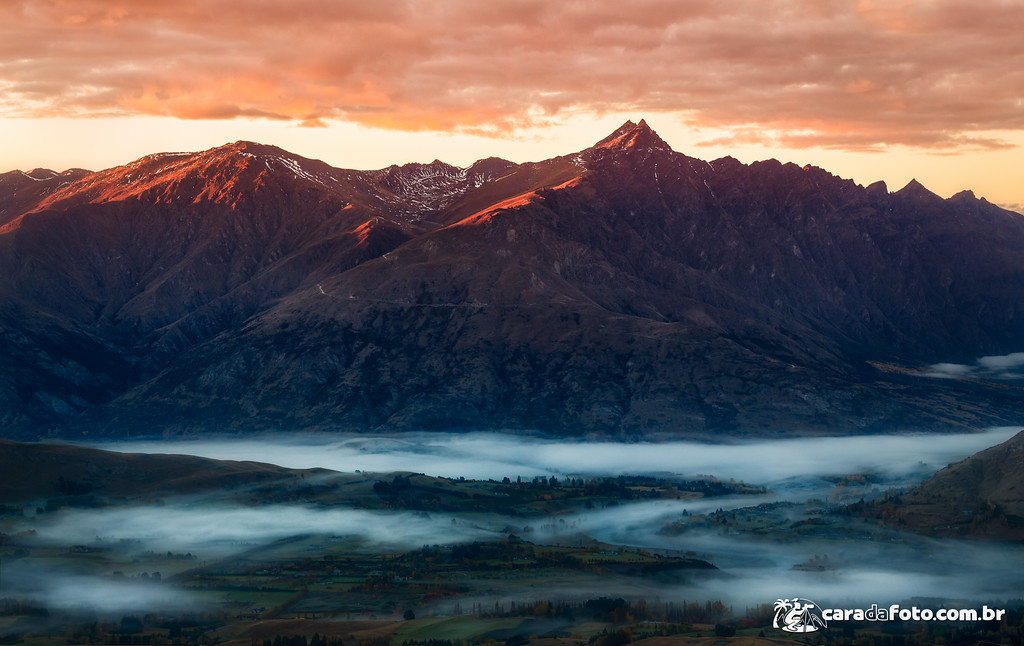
(2, 120), (1024, 438)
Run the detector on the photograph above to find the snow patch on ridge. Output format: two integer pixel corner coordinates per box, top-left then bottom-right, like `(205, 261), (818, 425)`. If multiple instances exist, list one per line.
(274, 156), (330, 187)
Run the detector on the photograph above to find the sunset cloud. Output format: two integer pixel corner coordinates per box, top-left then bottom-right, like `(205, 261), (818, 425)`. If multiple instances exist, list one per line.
(2, 0), (1023, 151)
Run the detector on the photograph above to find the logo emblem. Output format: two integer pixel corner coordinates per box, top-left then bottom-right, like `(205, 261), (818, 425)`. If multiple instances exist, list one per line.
(773, 598), (827, 633)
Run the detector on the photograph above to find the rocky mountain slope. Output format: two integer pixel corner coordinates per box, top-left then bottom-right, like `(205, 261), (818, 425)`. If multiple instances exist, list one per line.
(2, 120), (1023, 438)
(872, 430), (1024, 539)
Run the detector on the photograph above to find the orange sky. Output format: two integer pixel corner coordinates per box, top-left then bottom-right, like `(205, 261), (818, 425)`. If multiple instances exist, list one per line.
(2, 0), (1023, 211)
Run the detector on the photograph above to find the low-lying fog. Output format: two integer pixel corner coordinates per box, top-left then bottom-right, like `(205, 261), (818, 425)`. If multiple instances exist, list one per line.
(31, 505), (494, 555)
(1, 562), (196, 614)
(98, 426), (1019, 491)
(8, 427), (1021, 617)
(535, 500), (1024, 606)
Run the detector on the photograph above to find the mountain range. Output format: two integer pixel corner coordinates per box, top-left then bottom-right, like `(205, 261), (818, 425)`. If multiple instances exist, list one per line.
(2, 120), (1023, 439)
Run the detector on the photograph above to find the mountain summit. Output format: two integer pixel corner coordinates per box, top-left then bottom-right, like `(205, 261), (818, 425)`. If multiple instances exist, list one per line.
(1, 123), (1023, 439)
(593, 119), (669, 151)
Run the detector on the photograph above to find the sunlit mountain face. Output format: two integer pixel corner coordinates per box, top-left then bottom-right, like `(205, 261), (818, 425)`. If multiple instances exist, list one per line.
(1, 120), (1023, 439)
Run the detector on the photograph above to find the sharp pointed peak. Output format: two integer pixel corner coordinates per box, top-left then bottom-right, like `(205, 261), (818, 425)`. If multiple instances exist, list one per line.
(596, 120), (637, 142)
(896, 178), (941, 200)
(593, 118), (670, 152)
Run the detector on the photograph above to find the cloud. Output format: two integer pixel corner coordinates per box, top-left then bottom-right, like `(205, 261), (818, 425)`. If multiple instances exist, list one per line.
(97, 426), (1021, 489)
(1, 559), (197, 615)
(28, 573), (195, 614)
(978, 352), (1024, 371)
(33, 504), (495, 555)
(2, 0), (1023, 151)
(923, 352), (1024, 380)
(24, 427), (1024, 614)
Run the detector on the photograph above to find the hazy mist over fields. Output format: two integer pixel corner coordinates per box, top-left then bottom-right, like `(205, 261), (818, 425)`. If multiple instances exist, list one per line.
(96, 427), (1019, 489)
(4, 427), (1015, 615)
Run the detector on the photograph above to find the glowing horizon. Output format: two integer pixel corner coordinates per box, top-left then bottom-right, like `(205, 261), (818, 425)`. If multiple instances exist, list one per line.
(2, 1), (1023, 212)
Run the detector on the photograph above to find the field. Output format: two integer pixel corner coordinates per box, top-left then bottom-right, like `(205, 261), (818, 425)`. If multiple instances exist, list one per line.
(1, 438), (1022, 646)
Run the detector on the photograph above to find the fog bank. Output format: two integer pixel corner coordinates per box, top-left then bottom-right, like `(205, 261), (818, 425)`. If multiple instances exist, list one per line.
(93, 427), (1020, 491)
(33, 504), (496, 555)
